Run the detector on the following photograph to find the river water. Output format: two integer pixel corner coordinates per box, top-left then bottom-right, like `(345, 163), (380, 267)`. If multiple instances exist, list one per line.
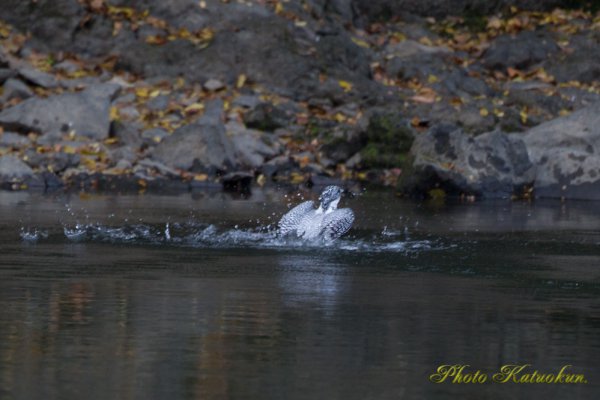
(0, 189), (599, 399)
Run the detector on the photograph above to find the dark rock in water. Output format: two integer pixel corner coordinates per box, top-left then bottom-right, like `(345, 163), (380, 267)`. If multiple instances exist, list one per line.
(1, 78), (34, 101)
(521, 101), (600, 200)
(151, 99), (235, 171)
(260, 155), (297, 180)
(137, 158), (180, 177)
(402, 124), (535, 198)
(0, 83), (120, 140)
(222, 171), (253, 193)
(42, 171), (64, 189)
(0, 155), (36, 188)
(483, 30), (559, 71)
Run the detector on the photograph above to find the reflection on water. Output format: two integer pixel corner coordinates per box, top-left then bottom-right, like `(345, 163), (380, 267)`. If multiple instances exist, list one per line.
(0, 190), (599, 399)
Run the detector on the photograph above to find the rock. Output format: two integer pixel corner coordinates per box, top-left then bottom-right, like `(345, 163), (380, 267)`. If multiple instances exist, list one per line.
(0, 83), (120, 140)
(17, 65), (58, 88)
(137, 158), (180, 177)
(0, 68), (16, 84)
(402, 124), (535, 198)
(244, 102), (299, 132)
(232, 94), (261, 109)
(222, 171), (253, 192)
(141, 127), (169, 145)
(53, 60), (81, 74)
(546, 33), (600, 84)
(521, 101), (600, 199)
(151, 99), (236, 171)
(111, 120), (143, 147)
(0, 131), (31, 147)
(1, 78), (33, 101)
(482, 30), (559, 71)
(385, 40), (452, 80)
(0, 154), (35, 182)
(145, 94), (170, 111)
(203, 78), (225, 92)
(117, 105), (140, 120)
(109, 146), (138, 164)
(443, 70), (494, 97)
(261, 155), (297, 180)
(226, 122), (278, 169)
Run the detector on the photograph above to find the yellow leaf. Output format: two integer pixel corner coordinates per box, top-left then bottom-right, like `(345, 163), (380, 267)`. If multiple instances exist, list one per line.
(107, 6), (135, 18)
(145, 35), (167, 45)
(338, 80), (353, 92)
(149, 89), (161, 98)
(62, 145), (77, 154)
(236, 74), (247, 88)
(275, 2), (283, 14)
(104, 137), (119, 145)
(427, 74), (438, 84)
(81, 157), (97, 171)
(334, 113), (346, 122)
(136, 87), (150, 98)
(392, 32), (406, 42)
(184, 103), (205, 113)
(520, 108), (528, 124)
(479, 108), (489, 117)
(110, 106), (120, 121)
(290, 172), (304, 184)
(351, 37), (370, 48)
(194, 173), (208, 181)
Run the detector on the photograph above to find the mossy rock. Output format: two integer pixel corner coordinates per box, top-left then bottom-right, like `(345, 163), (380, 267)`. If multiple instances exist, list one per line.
(359, 113), (414, 169)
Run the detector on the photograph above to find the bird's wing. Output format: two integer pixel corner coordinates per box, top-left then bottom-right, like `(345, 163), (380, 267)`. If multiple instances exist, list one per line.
(321, 208), (354, 241)
(278, 200), (315, 235)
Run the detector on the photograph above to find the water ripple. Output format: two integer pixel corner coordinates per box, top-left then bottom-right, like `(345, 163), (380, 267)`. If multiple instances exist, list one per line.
(20, 221), (449, 253)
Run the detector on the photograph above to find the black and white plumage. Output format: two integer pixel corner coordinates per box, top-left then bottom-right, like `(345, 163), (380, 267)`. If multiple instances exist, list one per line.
(278, 186), (354, 241)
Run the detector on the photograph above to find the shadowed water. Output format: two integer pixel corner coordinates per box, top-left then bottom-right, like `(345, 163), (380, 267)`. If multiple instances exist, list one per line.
(1, 189), (599, 400)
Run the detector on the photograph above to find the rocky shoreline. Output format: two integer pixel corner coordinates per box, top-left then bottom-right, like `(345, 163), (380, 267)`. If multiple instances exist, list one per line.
(0, 1), (599, 199)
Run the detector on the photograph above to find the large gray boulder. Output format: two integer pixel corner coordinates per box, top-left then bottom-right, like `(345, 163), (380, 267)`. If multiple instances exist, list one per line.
(0, 155), (35, 186)
(151, 100), (236, 171)
(521, 101), (600, 199)
(0, 83), (120, 140)
(403, 124), (535, 198)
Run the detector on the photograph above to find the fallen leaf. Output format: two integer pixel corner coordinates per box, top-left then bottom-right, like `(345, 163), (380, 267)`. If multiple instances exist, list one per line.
(338, 80), (353, 92)
(236, 74), (246, 88)
(351, 37), (370, 48)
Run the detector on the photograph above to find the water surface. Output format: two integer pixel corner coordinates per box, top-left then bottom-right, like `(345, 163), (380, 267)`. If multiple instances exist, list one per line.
(1, 189), (599, 399)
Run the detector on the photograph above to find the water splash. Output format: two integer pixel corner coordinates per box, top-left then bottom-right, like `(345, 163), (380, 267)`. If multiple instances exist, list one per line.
(19, 228), (49, 242)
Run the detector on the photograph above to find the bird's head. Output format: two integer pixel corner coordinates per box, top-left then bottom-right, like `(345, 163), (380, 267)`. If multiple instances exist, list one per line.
(318, 185), (343, 212)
